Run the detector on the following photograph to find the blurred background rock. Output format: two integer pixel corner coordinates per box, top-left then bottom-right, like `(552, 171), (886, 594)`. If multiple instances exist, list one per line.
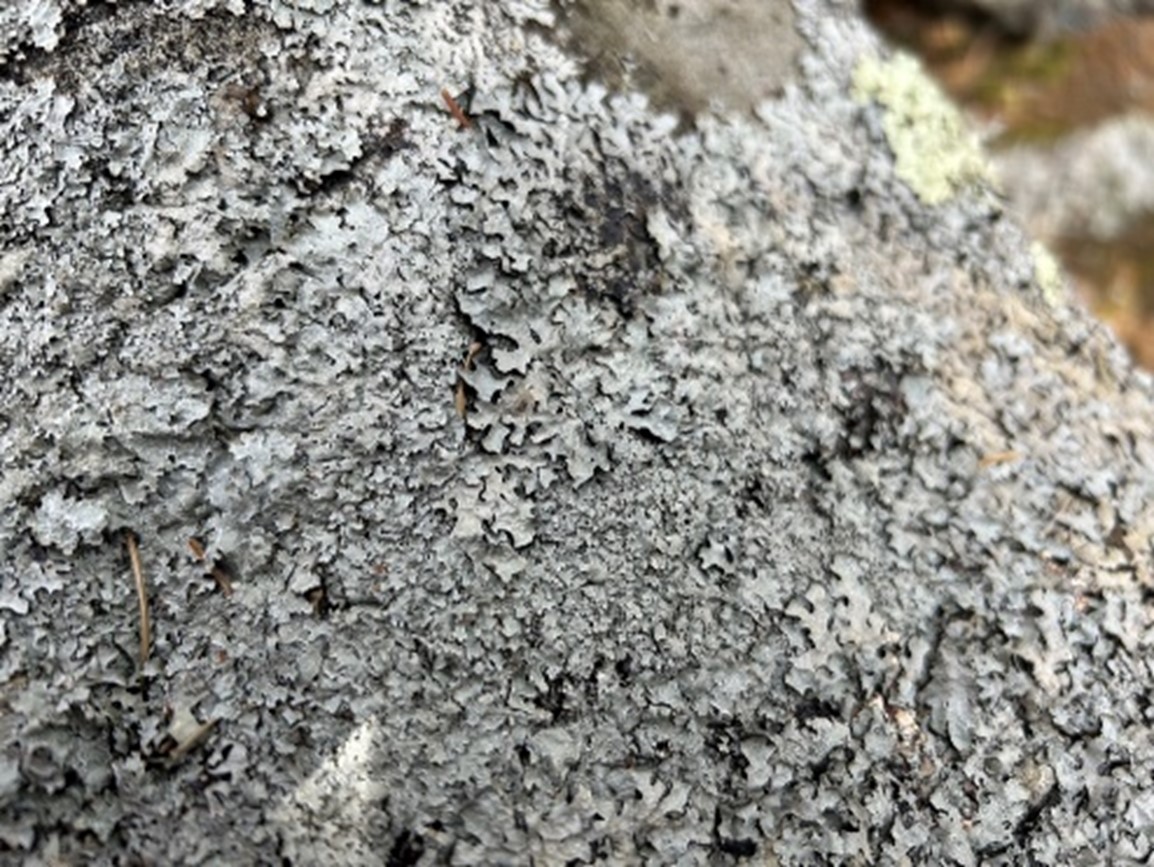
(866, 0), (1154, 367)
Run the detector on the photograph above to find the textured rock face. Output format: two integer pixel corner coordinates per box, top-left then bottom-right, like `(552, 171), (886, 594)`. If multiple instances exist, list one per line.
(2, 0), (1154, 864)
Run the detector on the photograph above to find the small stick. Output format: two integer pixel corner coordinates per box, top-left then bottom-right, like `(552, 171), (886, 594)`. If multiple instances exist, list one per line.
(125, 531), (151, 666)
(455, 341), (483, 420)
(188, 537), (235, 596)
(187, 537), (207, 560)
(979, 450), (1022, 468)
(455, 379), (468, 420)
(441, 87), (472, 129)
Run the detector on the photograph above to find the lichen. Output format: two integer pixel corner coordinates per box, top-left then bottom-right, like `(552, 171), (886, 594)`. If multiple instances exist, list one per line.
(1, 0), (1152, 864)
(853, 51), (992, 205)
(1031, 240), (1067, 306)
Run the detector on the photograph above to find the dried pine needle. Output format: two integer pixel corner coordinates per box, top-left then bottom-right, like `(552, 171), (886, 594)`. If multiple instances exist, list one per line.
(454, 341), (483, 421)
(979, 450), (1022, 468)
(188, 537), (235, 596)
(125, 531), (151, 666)
(455, 379), (468, 420)
(441, 87), (472, 129)
(209, 564), (234, 596)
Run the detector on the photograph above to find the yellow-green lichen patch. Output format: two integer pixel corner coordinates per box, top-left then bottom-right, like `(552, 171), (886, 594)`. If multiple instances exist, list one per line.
(853, 52), (991, 206)
(1031, 241), (1066, 307)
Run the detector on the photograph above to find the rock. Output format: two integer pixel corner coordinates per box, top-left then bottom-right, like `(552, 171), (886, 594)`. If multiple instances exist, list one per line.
(1, 0), (1153, 863)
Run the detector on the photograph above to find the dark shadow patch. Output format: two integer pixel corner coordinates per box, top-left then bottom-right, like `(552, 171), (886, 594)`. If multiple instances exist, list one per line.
(561, 166), (675, 320)
(4, 3), (278, 97)
(0, 0), (126, 85)
(386, 828), (426, 867)
(835, 361), (910, 459)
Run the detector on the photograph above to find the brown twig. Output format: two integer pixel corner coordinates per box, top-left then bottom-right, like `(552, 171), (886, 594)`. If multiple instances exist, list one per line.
(455, 341), (484, 420)
(187, 537), (207, 561)
(455, 379), (469, 420)
(441, 87), (472, 129)
(188, 537), (235, 596)
(124, 531), (151, 666)
(979, 450), (1022, 468)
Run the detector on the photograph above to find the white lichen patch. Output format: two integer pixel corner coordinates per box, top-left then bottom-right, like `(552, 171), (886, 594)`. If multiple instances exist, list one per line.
(30, 490), (109, 554)
(1, 0), (64, 53)
(852, 51), (992, 205)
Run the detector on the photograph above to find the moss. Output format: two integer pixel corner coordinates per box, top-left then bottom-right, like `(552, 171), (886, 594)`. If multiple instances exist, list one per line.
(853, 51), (991, 205)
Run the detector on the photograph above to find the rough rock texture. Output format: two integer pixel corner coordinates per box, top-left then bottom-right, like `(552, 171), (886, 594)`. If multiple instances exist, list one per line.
(3, 0), (1154, 864)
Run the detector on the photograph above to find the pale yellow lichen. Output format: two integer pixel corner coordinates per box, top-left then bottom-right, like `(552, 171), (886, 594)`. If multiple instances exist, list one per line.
(1031, 240), (1066, 306)
(852, 52), (992, 205)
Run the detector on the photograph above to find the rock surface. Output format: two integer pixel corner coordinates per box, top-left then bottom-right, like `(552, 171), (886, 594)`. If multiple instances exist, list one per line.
(2, 0), (1154, 864)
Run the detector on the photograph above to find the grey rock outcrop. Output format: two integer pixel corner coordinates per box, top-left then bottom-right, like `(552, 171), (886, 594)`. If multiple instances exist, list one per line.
(2, 0), (1154, 864)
